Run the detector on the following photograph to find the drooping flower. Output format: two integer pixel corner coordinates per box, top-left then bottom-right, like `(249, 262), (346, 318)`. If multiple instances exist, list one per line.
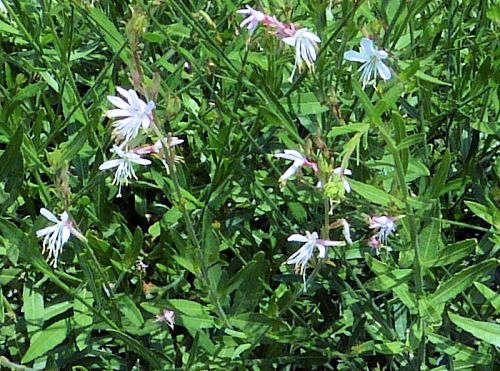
(237, 5), (265, 34)
(282, 28), (321, 81)
(36, 208), (84, 268)
(106, 87), (155, 143)
(156, 309), (175, 329)
(287, 231), (344, 288)
(274, 150), (318, 183)
(369, 215), (398, 244)
(344, 38), (391, 88)
(99, 145), (151, 197)
(340, 219), (353, 245)
(333, 167), (352, 193)
(368, 234), (381, 249)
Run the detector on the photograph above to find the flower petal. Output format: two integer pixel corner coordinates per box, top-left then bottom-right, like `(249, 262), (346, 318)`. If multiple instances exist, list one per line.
(344, 50), (367, 62)
(61, 226), (71, 245)
(316, 244), (326, 258)
(106, 108), (131, 118)
(36, 225), (57, 237)
(319, 240), (344, 247)
(99, 159), (122, 170)
(107, 96), (129, 110)
(40, 208), (58, 222)
(360, 38), (375, 55)
(130, 158), (152, 166)
(343, 179), (351, 193)
(116, 87), (131, 102)
(377, 61), (391, 80)
(287, 234), (309, 243)
(282, 36), (296, 46)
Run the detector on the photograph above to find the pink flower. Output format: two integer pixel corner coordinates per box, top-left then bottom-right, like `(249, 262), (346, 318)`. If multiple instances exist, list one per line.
(237, 5), (265, 34)
(156, 309), (175, 329)
(369, 215), (397, 244)
(368, 235), (381, 249)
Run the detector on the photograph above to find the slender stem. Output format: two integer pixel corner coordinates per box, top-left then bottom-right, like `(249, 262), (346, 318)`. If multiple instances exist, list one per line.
(377, 127), (423, 295)
(150, 122), (230, 327)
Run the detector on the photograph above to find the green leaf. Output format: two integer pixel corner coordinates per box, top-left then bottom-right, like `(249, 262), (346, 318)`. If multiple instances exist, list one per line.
(428, 259), (498, 307)
(427, 333), (492, 364)
(22, 319), (69, 363)
(279, 92), (329, 116)
(349, 179), (404, 208)
(448, 312), (500, 347)
(464, 201), (497, 228)
(0, 268), (21, 285)
(373, 83), (404, 117)
(0, 125), (24, 198)
(13, 82), (47, 101)
(365, 269), (412, 291)
(118, 295), (144, 327)
(415, 71), (452, 86)
(23, 285), (44, 335)
(474, 282), (500, 313)
(395, 134), (426, 151)
(434, 239), (476, 267)
(73, 288), (94, 351)
(428, 151), (451, 198)
(365, 254), (392, 275)
(418, 220), (442, 268)
(44, 302), (72, 321)
(327, 123), (370, 138)
(60, 129), (88, 164)
(123, 227), (143, 271)
(288, 202), (307, 223)
(87, 7), (129, 63)
(392, 283), (417, 313)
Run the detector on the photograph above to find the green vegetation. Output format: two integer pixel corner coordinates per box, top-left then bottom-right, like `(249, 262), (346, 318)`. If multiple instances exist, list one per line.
(0, 0), (498, 369)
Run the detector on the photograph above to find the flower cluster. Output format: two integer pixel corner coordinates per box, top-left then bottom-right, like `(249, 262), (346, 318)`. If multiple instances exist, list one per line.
(100, 87), (183, 197)
(36, 86), (186, 267)
(238, 6), (391, 87)
(237, 5), (321, 81)
(272, 144), (401, 286)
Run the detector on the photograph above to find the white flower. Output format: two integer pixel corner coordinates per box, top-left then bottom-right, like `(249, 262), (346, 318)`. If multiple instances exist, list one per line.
(152, 137), (184, 153)
(274, 150), (318, 183)
(282, 28), (321, 81)
(344, 38), (391, 88)
(135, 259), (148, 274)
(99, 145), (151, 197)
(156, 309), (175, 329)
(333, 167), (352, 193)
(369, 215), (397, 244)
(36, 208), (83, 268)
(340, 219), (353, 245)
(237, 5), (265, 34)
(106, 87), (155, 143)
(287, 231), (344, 288)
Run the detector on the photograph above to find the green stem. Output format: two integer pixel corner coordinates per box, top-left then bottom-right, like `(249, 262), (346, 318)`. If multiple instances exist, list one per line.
(150, 123), (230, 327)
(377, 126), (423, 295)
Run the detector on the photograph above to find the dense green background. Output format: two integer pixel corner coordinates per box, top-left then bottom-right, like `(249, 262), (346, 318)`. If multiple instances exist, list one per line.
(0, 0), (498, 369)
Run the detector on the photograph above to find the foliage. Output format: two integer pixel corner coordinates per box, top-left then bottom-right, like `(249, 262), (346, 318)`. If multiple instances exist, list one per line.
(0, 0), (498, 369)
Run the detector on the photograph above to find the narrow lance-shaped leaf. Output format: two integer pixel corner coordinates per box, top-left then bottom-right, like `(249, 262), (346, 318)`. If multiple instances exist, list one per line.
(448, 311), (500, 347)
(428, 259), (498, 306)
